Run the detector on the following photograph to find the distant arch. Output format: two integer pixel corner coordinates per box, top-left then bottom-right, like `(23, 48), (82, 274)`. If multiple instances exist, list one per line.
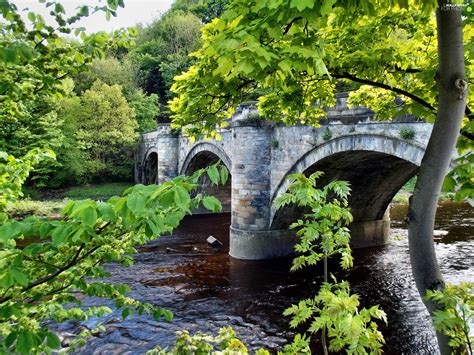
(142, 148), (159, 185)
(180, 142), (232, 175)
(180, 142), (232, 214)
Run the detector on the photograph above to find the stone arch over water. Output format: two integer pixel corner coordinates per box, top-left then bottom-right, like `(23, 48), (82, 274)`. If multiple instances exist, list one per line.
(180, 142), (232, 175)
(138, 119), (435, 259)
(269, 134), (426, 246)
(142, 149), (159, 185)
(181, 143), (232, 213)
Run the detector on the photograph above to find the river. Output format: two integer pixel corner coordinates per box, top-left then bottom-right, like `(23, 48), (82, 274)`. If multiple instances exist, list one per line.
(55, 202), (473, 354)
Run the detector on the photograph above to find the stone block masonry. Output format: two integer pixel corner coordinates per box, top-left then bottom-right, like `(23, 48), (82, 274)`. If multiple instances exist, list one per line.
(138, 104), (436, 260)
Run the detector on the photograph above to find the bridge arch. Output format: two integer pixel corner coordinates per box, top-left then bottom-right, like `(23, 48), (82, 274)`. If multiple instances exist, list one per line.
(181, 142), (232, 213)
(270, 134), (426, 234)
(180, 142), (232, 175)
(142, 147), (159, 185)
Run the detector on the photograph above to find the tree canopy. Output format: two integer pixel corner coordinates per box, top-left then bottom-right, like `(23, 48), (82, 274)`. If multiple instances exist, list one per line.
(169, 0), (472, 200)
(55, 81), (137, 185)
(170, 1), (470, 129)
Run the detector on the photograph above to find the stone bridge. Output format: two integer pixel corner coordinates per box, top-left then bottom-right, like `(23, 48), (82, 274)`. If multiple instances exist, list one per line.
(137, 101), (433, 260)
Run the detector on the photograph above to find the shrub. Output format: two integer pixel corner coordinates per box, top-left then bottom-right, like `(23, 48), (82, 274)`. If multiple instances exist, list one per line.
(322, 127), (332, 141)
(399, 127), (415, 140)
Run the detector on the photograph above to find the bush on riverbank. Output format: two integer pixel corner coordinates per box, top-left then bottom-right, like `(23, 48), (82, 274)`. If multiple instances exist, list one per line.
(5, 199), (68, 219)
(8, 183), (132, 219)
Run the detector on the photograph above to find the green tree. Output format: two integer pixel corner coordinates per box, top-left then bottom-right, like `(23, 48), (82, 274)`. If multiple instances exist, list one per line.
(56, 81), (137, 185)
(0, 0), (134, 185)
(129, 90), (160, 133)
(72, 56), (160, 134)
(0, 1), (187, 353)
(0, 93), (64, 187)
(170, 0), (229, 23)
(74, 56), (137, 97)
(130, 7), (212, 112)
(0, 0), (133, 130)
(169, 1), (471, 353)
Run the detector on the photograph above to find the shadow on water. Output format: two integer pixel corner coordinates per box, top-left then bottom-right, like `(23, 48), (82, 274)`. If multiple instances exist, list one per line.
(56, 203), (473, 354)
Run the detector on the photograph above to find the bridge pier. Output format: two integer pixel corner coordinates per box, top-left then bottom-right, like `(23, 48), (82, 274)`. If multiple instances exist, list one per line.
(229, 108), (297, 260)
(349, 209), (390, 248)
(230, 227), (297, 260)
(156, 125), (179, 184)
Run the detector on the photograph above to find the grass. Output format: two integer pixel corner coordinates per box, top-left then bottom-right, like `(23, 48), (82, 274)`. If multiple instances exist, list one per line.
(9, 183), (133, 219)
(23, 182), (132, 201)
(63, 182), (131, 200)
(6, 199), (69, 219)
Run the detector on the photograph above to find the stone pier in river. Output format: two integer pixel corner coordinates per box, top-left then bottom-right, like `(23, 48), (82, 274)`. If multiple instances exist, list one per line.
(136, 97), (435, 260)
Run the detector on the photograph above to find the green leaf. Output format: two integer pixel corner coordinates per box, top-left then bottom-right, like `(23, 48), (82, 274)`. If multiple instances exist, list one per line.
(0, 273), (14, 288)
(442, 175), (456, 192)
(2, 46), (17, 64)
(19, 46), (33, 61)
(320, 0), (337, 16)
(146, 220), (161, 235)
(54, 3), (65, 14)
(127, 193), (146, 214)
(0, 221), (22, 242)
(207, 165), (220, 185)
(174, 185), (190, 210)
(79, 5), (89, 16)
(290, 0), (314, 11)
(220, 166), (229, 185)
(164, 210), (184, 228)
(27, 12), (36, 22)
(121, 308), (132, 319)
(45, 332), (61, 349)
(51, 225), (69, 245)
(10, 268), (29, 286)
(97, 202), (116, 221)
(203, 196), (222, 212)
(16, 330), (35, 354)
(80, 207), (98, 227)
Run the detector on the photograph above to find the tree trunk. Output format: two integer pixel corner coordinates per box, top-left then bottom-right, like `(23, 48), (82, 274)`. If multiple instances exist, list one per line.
(407, 2), (467, 354)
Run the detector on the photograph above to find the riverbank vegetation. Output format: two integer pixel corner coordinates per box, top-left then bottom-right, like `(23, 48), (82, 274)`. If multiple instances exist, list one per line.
(1, 0), (224, 191)
(393, 177), (454, 204)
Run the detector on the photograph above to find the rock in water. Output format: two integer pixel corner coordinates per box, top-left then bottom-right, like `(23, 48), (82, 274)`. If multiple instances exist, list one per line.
(207, 236), (223, 247)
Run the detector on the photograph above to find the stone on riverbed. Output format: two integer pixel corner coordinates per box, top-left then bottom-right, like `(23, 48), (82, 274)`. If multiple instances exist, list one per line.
(206, 236), (223, 247)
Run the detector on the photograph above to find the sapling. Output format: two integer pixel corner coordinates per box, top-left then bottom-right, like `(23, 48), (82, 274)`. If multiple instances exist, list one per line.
(274, 172), (387, 354)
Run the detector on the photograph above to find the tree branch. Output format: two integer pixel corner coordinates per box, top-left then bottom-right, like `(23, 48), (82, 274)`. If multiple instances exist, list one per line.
(0, 243), (87, 304)
(332, 72), (473, 141)
(283, 16), (303, 35)
(331, 72), (436, 112)
(23, 256), (60, 270)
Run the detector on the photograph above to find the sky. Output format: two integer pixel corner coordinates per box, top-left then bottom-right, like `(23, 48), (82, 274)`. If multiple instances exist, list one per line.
(12, 0), (175, 33)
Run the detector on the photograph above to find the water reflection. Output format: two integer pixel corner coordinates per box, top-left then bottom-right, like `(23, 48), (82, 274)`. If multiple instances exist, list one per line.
(63, 203), (473, 354)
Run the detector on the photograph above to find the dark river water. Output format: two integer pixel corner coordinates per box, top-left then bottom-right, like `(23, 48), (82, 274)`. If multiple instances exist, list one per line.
(56, 202), (473, 354)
